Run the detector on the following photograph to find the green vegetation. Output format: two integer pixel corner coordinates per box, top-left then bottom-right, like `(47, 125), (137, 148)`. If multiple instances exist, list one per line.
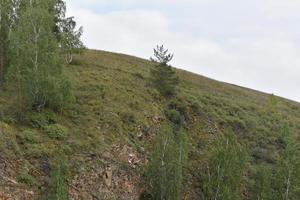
(8, 0), (72, 113)
(1, 48), (300, 199)
(48, 158), (69, 200)
(252, 165), (272, 200)
(0, 0), (15, 86)
(1, 4), (300, 196)
(44, 124), (68, 140)
(273, 123), (300, 199)
(146, 124), (188, 200)
(1, 47), (300, 199)
(202, 130), (248, 200)
(150, 45), (179, 98)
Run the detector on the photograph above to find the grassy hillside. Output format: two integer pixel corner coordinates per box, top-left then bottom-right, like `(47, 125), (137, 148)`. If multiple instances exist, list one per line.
(1, 49), (300, 199)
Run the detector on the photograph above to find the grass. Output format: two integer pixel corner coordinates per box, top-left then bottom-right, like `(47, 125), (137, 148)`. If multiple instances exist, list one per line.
(0, 49), (300, 199)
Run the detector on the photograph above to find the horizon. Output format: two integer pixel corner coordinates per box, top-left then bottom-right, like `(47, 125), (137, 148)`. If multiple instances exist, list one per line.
(67, 0), (300, 102)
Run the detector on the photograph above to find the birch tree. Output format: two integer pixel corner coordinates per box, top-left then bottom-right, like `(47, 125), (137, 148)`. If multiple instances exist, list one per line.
(252, 165), (272, 200)
(274, 124), (300, 200)
(8, 0), (72, 112)
(0, 0), (16, 86)
(146, 123), (188, 200)
(203, 130), (248, 200)
(52, 0), (84, 64)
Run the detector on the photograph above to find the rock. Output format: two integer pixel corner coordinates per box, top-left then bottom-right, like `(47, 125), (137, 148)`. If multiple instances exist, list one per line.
(0, 192), (13, 200)
(103, 166), (112, 188)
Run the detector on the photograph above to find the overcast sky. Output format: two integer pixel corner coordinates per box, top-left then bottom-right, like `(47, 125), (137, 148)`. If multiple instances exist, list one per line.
(67, 0), (300, 102)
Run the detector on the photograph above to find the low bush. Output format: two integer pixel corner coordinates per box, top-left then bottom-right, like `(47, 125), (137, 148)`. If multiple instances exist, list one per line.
(17, 168), (36, 186)
(44, 124), (68, 140)
(167, 98), (189, 122)
(120, 111), (136, 124)
(165, 109), (183, 125)
(48, 158), (69, 200)
(190, 101), (202, 115)
(26, 110), (57, 128)
(17, 130), (40, 144)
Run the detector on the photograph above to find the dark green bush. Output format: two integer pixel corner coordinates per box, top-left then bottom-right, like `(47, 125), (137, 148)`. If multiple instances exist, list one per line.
(17, 129), (40, 144)
(26, 113), (49, 128)
(167, 98), (189, 122)
(17, 169), (36, 186)
(70, 58), (82, 65)
(165, 109), (183, 125)
(191, 102), (202, 115)
(26, 110), (57, 128)
(44, 124), (68, 140)
(133, 72), (144, 79)
(120, 111), (136, 124)
(48, 158), (69, 200)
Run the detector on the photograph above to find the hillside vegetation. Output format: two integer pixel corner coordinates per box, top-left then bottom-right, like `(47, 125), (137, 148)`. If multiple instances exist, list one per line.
(1, 49), (300, 199)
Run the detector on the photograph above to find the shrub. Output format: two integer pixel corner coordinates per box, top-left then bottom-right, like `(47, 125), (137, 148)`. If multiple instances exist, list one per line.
(48, 158), (69, 200)
(120, 112), (136, 124)
(17, 169), (36, 186)
(24, 143), (54, 158)
(26, 110), (57, 128)
(17, 130), (40, 144)
(150, 89), (162, 101)
(69, 58), (82, 65)
(191, 102), (202, 115)
(44, 124), (68, 140)
(167, 98), (189, 122)
(165, 109), (183, 125)
(133, 72), (144, 79)
(27, 113), (49, 128)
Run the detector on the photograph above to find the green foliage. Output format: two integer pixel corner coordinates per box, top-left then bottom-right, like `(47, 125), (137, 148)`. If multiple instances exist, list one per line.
(120, 111), (136, 124)
(146, 124), (188, 200)
(52, 0), (84, 64)
(150, 45), (174, 65)
(190, 101), (202, 115)
(17, 167), (36, 186)
(26, 110), (57, 128)
(273, 123), (300, 200)
(48, 158), (69, 200)
(167, 98), (189, 122)
(1, 48), (300, 199)
(150, 45), (179, 97)
(165, 109), (182, 125)
(17, 129), (40, 144)
(203, 130), (248, 200)
(44, 124), (68, 140)
(251, 165), (273, 200)
(0, 0), (16, 86)
(8, 0), (72, 112)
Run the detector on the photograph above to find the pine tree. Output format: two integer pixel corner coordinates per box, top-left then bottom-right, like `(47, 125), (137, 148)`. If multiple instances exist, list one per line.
(146, 123), (188, 200)
(150, 45), (179, 98)
(203, 130), (248, 200)
(273, 123), (300, 200)
(8, 0), (72, 112)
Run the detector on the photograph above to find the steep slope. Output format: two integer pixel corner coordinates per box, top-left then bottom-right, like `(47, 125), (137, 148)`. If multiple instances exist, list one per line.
(0, 49), (300, 199)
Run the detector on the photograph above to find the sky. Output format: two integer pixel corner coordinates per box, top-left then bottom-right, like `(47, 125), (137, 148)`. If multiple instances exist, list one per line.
(67, 0), (300, 102)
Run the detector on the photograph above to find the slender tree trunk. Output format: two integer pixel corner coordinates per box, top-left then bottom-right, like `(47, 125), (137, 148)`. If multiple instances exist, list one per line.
(285, 169), (291, 200)
(0, 49), (4, 87)
(65, 52), (73, 64)
(214, 164), (221, 200)
(0, 1), (2, 86)
(160, 136), (169, 200)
